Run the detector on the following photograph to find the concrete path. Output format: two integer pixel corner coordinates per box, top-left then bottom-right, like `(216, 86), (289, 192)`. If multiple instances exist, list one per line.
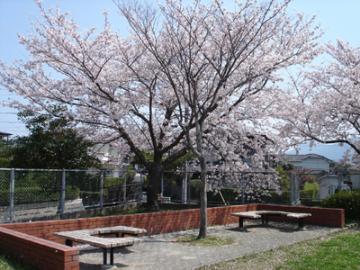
(79, 222), (340, 270)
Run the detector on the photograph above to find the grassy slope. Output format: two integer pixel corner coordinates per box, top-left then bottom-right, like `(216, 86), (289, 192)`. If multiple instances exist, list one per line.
(199, 229), (360, 270)
(281, 231), (360, 270)
(0, 255), (35, 270)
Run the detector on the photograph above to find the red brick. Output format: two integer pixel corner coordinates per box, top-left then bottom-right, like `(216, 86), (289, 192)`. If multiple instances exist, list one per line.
(0, 204), (344, 270)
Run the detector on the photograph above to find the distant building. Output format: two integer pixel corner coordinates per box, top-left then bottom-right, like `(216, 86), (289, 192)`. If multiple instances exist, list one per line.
(0, 131), (12, 142)
(281, 153), (334, 172)
(349, 167), (360, 190)
(91, 144), (128, 177)
(280, 153), (356, 199)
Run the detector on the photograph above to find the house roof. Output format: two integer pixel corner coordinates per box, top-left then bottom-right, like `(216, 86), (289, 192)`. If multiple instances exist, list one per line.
(0, 131), (12, 136)
(318, 174), (338, 179)
(349, 166), (360, 174)
(280, 153), (334, 163)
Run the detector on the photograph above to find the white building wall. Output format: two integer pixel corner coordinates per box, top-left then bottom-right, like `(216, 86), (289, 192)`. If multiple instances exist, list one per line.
(319, 177), (339, 200)
(350, 174), (360, 189)
(292, 158), (330, 171)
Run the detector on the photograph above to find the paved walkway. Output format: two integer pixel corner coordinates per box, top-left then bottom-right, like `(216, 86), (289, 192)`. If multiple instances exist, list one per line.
(79, 222), (341, 270)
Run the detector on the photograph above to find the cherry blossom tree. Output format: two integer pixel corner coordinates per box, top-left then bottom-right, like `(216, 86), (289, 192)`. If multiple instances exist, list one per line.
(0, 0), (320, 232)
(0, 1), (191, 209)
(279, 41), (360, 156)
(126, 0), (320, 237)
(205, 129), (281, 204)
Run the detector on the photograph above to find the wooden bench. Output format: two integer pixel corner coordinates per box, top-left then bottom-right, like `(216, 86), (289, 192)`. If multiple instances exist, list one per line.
(231, 210), (311, 230)
(55, 226), (147, 265)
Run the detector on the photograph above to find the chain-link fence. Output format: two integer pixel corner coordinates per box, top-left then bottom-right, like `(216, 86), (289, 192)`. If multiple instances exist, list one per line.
(0, 168), (144, 223)
(0, 167), (355, 223)
(0, 170), (11, 221)
(161, 169), (355, 207)
(161, 170), (283, 206)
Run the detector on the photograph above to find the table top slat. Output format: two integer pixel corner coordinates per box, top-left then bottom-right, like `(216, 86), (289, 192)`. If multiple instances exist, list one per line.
(55, 225), (147, 248)
(231, 210), (312, 219)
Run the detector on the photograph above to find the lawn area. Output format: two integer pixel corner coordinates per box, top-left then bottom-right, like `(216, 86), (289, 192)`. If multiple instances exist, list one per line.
(198, 229), (360, 270)
(0, 255), (34, 270)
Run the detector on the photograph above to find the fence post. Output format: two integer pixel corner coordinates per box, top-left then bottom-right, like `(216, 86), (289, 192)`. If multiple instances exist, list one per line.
(182, 170), (188, 204)
(123, 174), (127, 203)
(57, 169), (66, 215)
(290, 172), (300, 205)
(99, 170), (104, 209)
(161, 173), (164, 197)
(8, 168), (15, 222)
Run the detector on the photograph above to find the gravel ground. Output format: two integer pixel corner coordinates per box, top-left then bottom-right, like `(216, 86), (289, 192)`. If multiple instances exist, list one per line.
(79, 221), (341, 270)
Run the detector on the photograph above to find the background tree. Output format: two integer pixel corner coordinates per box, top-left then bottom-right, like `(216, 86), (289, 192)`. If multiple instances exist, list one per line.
(11, 109), (100, 169)
(275, 164), (291, 192)
(279, 41), (360, 155)
(0, 140), (13, 167)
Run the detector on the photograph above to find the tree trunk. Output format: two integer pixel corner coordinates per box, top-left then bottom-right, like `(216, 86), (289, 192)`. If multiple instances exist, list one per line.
(146, 160), (162, 211)
(195, 118), (207, 239)
(198, 155), (208, 239)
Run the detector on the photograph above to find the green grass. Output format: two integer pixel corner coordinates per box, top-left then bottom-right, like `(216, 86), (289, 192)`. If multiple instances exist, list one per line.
(198, 229), (360, 270)
(177, 234), (234, 246)
(280, 231), (360, 270)
(0, 255), (35, 270)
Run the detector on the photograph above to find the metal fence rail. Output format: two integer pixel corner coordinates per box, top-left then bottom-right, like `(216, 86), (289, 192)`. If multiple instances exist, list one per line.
(0, 167), (352, 223)
(0, 168), (144, 223)
(161, 170), (282, 206)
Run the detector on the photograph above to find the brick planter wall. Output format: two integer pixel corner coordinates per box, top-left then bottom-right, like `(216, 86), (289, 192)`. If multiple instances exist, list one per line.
(0, 227), (78, 270)
(257, 204), (345, 227)
(1, 204), (257, 244)
(0, 204), (344, 270)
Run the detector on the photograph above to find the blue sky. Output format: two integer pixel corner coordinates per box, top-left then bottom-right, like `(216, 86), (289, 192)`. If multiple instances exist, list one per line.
(1, 0), (359, 160)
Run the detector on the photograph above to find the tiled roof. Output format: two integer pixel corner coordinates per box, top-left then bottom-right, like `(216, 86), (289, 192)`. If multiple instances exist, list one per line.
(0, 131), (12, 136)
(280, 153), (333, 163)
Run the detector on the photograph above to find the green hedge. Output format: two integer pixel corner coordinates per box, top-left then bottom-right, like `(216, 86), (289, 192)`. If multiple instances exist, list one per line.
(300, 190), (315, 200)
(0, 186), (80, 206)
(207, 189), (238, 204)
(266, 191), (290, 204)
(303, 181), (319, 199)
(322, 190), (360, 221)
(104, 177), (125, 188)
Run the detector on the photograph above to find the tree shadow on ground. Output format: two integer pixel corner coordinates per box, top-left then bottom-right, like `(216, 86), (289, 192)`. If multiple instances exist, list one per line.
(226, 222), (324, 233)
(80, 262), (128, 270)
(79, 247), (134, 255)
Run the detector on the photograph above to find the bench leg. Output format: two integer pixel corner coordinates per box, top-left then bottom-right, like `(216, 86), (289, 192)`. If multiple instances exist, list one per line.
(110, 247), (114, 265)
(103, 249), (107, 265)
(65, 239), (73, 247)
(239, 217), (244, 228)
(298, 218), (304, 229)
(261, 215), (269, 226)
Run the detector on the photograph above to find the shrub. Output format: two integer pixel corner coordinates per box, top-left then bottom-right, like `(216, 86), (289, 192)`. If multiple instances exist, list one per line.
(275, 165), (290, 191)
(79, 190), (100, 206)
(104, 176), (125, 188)
(321, 190), (360, 221)
(0, 186), (80, 206)
(267, 191), (290, 204)
(303, 181), (319, 199)
(300, 190), (315, 200)
(207, 189), (238, 204)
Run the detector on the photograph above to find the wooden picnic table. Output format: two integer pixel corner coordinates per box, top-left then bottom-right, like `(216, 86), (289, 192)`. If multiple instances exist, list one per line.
(231, 210), (311, 230)
(55, 225), (147, 265)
